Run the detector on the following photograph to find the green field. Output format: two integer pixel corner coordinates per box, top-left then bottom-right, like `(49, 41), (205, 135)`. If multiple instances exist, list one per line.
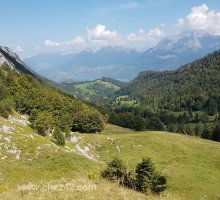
(60, 79), (120, 102)
(0, 115), (219, 200)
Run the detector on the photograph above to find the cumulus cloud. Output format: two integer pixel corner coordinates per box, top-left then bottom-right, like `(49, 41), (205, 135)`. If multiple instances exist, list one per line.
(175, 18), (185, 28)
(176, 4), (220, 35)
(187, 4), (209, 30)
(126, 28), (165, 50)
(44, 36), (86, 47)
(15, 46), (24, 53)
(87, 24), (119, 40)
(44, 24), (165, 52)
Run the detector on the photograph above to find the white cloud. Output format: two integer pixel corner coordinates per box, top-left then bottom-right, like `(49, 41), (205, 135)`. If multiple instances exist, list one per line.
(175, 18), (185, 28)
(87, 24), (119, 40)
(176, 4), (220, 35)
(44, 24), (165, 52)
(187, 4), (209, 30)
(44, 36), (86, 47)
(15, 46), (24, 53)
(126, 28), (165, 50)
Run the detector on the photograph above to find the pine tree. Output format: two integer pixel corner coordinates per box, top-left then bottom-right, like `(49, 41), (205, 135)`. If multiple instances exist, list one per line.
(101, 158), (126, 182)
(212, 124), (220, 142)
(135, 158), (155, 192)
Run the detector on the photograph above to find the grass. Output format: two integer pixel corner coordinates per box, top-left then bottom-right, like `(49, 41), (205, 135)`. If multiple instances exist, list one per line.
(0, 115), (220, 200)
(74, 80), (119, 96)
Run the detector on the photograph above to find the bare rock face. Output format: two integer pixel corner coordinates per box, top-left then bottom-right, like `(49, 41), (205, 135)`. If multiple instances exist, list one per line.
(0, 46), (38, 77)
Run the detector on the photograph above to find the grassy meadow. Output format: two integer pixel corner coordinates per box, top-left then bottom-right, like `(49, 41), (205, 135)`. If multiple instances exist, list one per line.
(0, 115), (219, 200)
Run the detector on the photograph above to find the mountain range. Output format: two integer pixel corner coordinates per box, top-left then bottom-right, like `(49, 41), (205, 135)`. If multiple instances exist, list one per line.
(1, 40), (220, 200)
(24, 31), (220, 82)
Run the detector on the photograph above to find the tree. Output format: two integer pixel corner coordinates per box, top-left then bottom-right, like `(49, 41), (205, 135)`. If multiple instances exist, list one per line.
(147, 117), (165, 131)
(55, 112), (72, 134)
(32, 111), (55, 136)
(135, 158), (155, 193)
(72, 110), (104, 133)
(53, 128), (65, 146)
(0, 97), (15, 118)
(132, 115), (146, 131)
(101, 158), (167, 195)
(101, 158), (127, 183)
(194, 113), (200, 123)
(212, 124), (220, 142)
(201, 125), (213, 139)
(195, 122), (203, 137)
(135, 158), (167, 194)
(152, 172), (167, 194)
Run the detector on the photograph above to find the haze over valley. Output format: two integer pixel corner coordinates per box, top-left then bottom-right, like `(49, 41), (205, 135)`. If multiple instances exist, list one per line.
(0, 1), (220, 200)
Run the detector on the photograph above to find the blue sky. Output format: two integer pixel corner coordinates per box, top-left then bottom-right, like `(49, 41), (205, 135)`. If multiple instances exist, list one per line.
(1, 0), (220, 58)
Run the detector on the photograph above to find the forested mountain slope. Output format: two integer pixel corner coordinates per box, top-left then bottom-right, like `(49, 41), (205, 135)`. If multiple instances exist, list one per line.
(0, 46), (104, 138)
(116, 50), (220, 113)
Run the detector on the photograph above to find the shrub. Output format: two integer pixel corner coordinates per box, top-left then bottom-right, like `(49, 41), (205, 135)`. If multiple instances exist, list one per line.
(53, 128), (65, 146)
(147, 117), (166, 131)
(32, 111), (55, 136)
(152, 172), (167, 194)
(101, 158), (126, 183)
(72, 110), (104, 133)
(212, 123), (220, 142)
(101, 157), (167, 195)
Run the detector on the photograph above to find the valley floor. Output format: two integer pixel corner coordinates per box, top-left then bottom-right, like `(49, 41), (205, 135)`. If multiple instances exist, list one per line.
(0, 115), (219, 200)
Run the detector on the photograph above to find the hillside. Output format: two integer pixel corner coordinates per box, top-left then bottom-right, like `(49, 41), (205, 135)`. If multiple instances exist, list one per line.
(106, 50), (220, 140)
(0, 46), (104, 136)
(115, 50), (220, 112)
(59, 77), (127, 104)
(0, 116), (219, 200)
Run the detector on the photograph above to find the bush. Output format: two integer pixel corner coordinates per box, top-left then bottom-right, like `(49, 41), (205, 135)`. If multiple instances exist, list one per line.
(147, 117), (166, 131)
(72, 110), (104, 133)
(152, 173), (167, 194)
(101, 157), (167, 195)
(53, 128), (65, 146)
(101, 158), (126, 183)
(0, 98), (15, 118)
(32, 111), (55, 136)
(212, 123), (220, 142)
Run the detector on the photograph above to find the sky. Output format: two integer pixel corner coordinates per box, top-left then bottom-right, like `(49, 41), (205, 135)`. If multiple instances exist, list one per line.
(0, 0), (220, 58)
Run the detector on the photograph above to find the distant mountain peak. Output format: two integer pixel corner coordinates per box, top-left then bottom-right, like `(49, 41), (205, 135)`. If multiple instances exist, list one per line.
(154, 31), (211, 51)
(24, 31), (220, 81)
(174, 30), (210, 39)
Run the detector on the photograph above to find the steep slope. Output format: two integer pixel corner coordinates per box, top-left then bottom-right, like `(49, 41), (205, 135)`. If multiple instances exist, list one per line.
(115, 50), (220, 112)
(0, 46), (37, 77)
(0, 46), (104, 135)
